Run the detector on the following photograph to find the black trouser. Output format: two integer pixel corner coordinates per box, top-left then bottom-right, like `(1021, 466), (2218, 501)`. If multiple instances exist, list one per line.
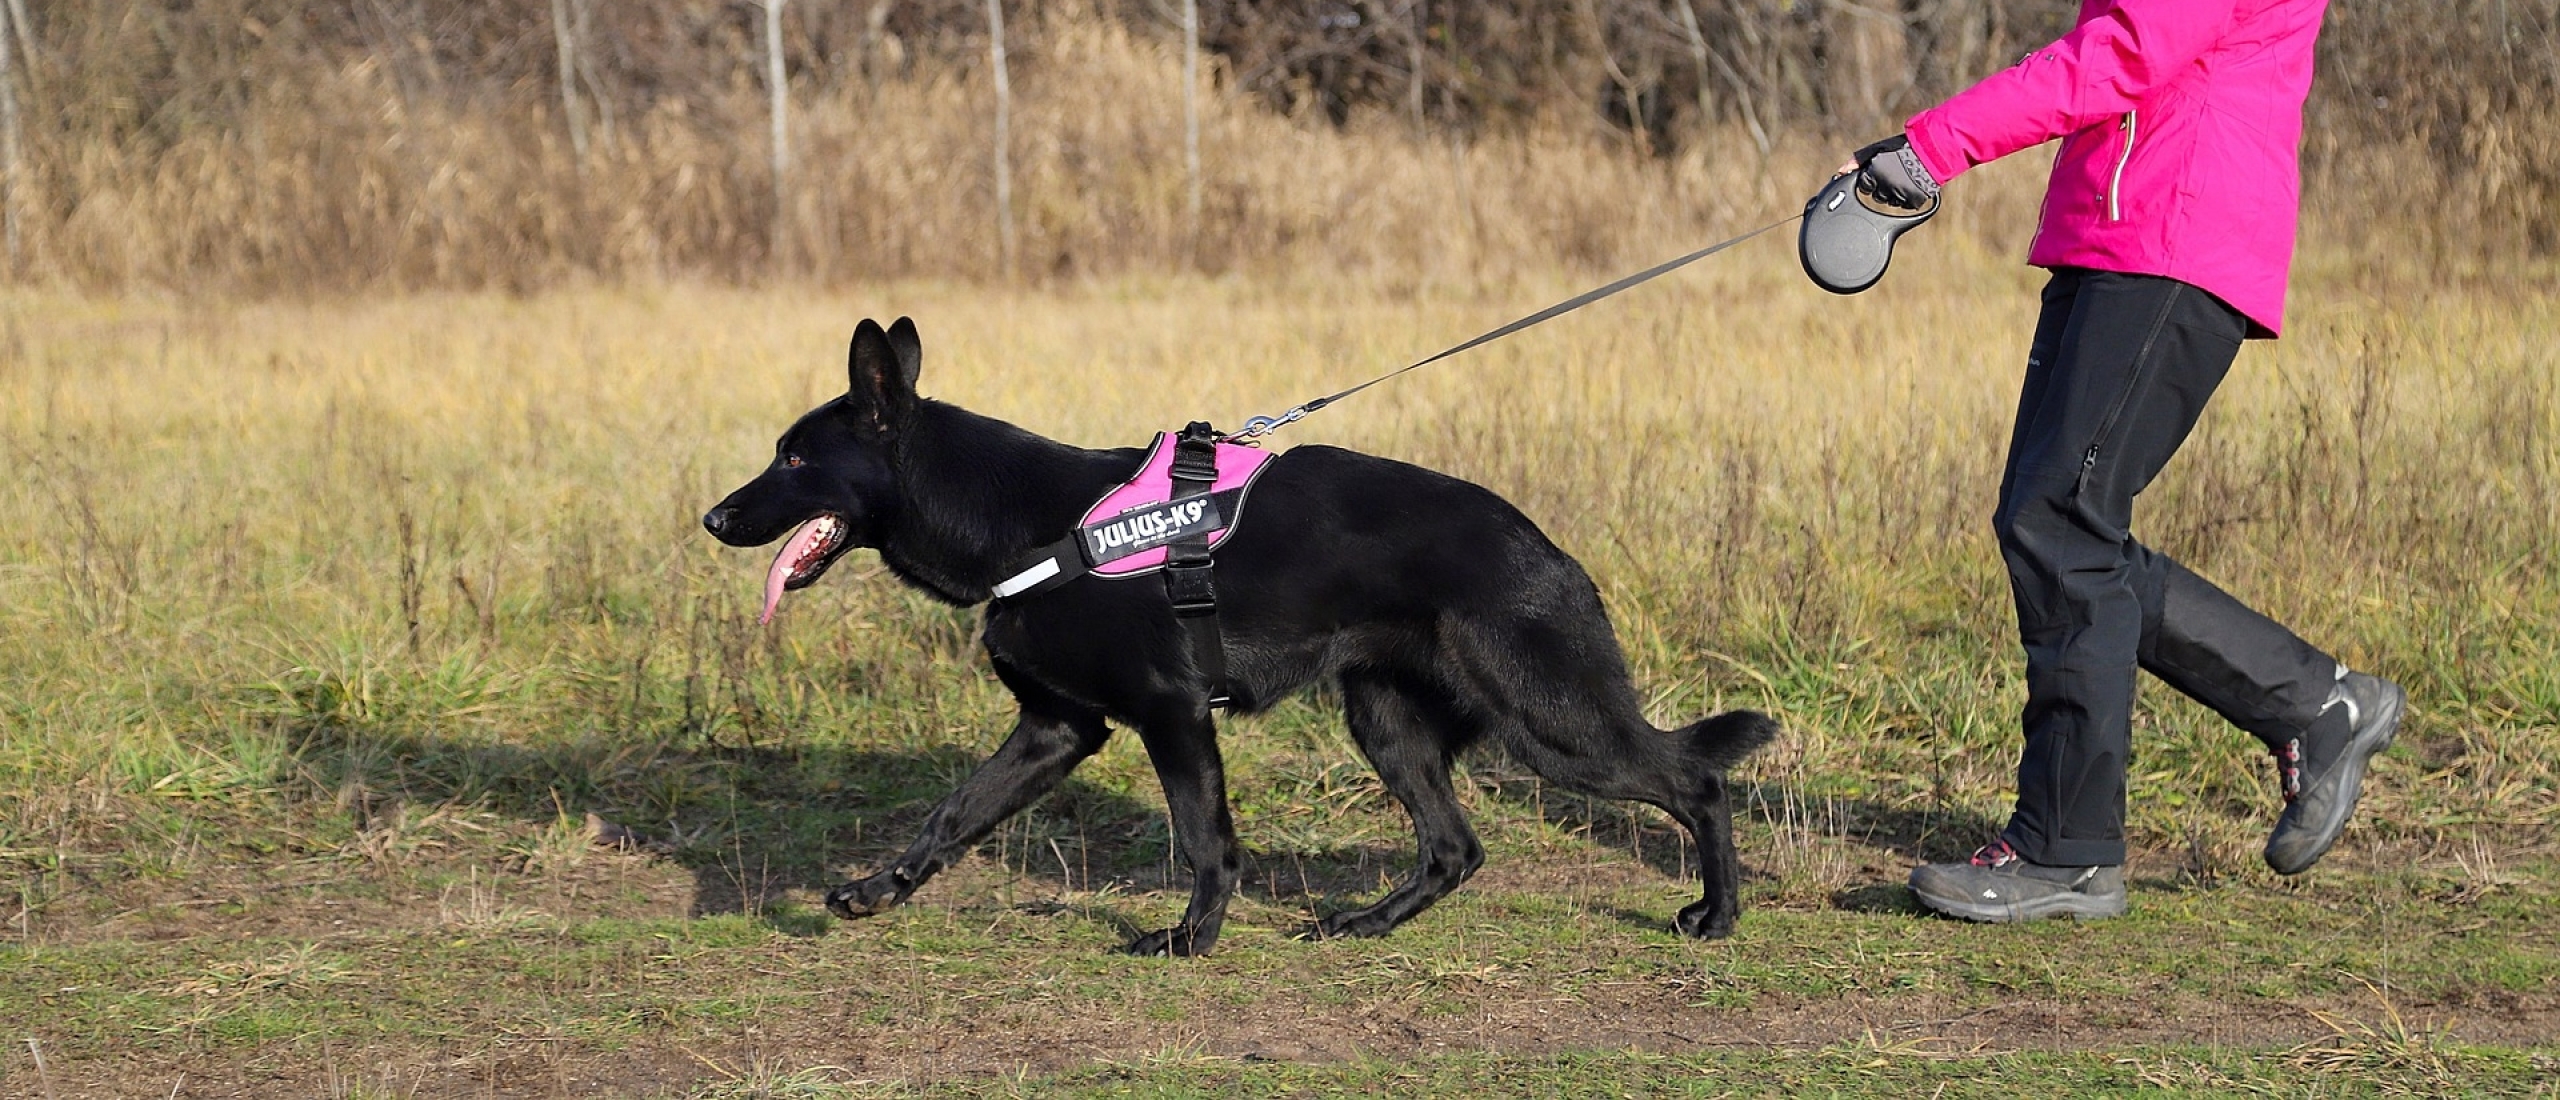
(1994, 269), (2338, 868)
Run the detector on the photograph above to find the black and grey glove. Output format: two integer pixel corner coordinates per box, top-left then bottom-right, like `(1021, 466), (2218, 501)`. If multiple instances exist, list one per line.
(1850, 134), (1941, 209)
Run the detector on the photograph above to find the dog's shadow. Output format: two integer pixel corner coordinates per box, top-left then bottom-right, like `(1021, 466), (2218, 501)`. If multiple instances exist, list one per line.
(291, 716), (1996, 931)
(292, 719), (1428, 927)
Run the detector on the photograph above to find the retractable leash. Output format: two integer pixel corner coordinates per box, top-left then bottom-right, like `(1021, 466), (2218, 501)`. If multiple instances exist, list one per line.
(1221, 214), (1804, 444)
(1221, 178), (1937, 443)
(1007, 187), (1930, 709)
(1797, 171), (1938, 295)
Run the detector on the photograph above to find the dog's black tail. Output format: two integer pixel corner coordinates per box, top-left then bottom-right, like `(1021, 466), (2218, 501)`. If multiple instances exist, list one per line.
(1677, 709), (1780, 774)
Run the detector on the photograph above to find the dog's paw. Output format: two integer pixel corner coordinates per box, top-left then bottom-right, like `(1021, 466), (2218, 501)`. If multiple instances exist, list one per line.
(824, 873), (911, 920)
(1674, 901), (1737, 940)
(1305, 909), (1396, 941)
(1121, 925), (1215, 957)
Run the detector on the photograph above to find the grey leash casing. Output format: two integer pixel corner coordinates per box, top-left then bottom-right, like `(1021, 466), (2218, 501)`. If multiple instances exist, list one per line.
(1798, 173), (1937, 296)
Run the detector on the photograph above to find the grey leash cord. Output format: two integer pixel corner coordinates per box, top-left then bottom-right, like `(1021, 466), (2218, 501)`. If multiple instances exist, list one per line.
(1222, 213), (1804, 443)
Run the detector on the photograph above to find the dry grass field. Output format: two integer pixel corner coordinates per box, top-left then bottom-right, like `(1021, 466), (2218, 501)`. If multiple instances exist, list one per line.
(4, 208), (2558, 1095)
(3, 6), (2559, 1095)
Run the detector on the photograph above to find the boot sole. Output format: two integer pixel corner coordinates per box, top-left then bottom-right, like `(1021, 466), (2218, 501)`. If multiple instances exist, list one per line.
(2264, 682), (2405, 876)
(1908, 875), (2127, 923)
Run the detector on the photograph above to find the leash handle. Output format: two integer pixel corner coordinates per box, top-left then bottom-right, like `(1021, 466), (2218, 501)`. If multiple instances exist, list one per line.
(1798, 173), (1937, 296)
(1222, 214), (1801, 443)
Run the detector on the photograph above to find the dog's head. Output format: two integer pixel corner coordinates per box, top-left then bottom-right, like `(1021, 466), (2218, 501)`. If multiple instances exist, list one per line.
(703, 316), (921, 622)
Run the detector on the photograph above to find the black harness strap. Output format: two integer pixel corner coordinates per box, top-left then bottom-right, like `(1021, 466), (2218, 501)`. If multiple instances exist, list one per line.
(1163, 422), (1230, 708)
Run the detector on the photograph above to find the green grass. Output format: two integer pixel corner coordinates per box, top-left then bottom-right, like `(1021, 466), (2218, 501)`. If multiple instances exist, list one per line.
(4, 866), (2554, 1094)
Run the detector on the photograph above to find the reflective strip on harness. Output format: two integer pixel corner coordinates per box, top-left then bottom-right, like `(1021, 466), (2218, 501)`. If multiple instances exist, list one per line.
(990, 556), (1059, 599)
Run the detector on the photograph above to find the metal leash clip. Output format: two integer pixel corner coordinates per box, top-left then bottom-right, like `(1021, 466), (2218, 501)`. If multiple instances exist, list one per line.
(1222, 401), (1319, 444)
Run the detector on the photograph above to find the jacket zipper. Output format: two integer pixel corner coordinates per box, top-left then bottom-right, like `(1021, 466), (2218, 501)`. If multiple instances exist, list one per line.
(2107, 110), (2138, 221)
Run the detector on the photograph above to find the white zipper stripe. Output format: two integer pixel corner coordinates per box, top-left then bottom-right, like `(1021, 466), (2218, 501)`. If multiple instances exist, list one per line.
(2108, 110), (2138, 221)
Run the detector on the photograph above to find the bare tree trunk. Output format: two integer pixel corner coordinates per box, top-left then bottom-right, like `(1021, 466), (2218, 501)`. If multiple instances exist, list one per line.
(1676, 0), (1713, 122)
(1183, 0), (1200, 262)
(0, 0), (19, 275)
(1584, 0), (1650, 156)
(763, 0), (790, 276)
(862, 1), (896, 87)
(549, 0), (588, 164)
(986, 0), (1015, 280)
(1681, 0), (1770, 155)
(570, 0), (613, 153)
(1405, 0), (1426, 136)
(0, 0), (25, 87)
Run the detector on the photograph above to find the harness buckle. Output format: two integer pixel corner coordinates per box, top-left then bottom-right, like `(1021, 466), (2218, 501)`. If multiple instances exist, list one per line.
(1164, 557), (1218, 614)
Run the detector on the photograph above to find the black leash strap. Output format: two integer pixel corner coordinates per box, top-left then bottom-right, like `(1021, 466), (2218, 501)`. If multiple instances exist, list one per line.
(1223, 214), (1801, 442)
(1163, 422), (1232, 708)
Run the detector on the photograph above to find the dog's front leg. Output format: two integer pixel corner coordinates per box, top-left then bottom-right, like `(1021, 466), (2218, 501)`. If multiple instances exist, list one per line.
(826, 699), (1109, 921)
(1121, 705), (1240, 957)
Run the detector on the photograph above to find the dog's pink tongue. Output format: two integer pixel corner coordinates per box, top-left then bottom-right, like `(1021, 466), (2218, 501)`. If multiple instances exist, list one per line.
(760, 519), (830, 625)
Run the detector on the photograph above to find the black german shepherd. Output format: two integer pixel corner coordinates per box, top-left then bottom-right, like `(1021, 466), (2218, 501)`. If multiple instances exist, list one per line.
(703, 317), (1777, 956)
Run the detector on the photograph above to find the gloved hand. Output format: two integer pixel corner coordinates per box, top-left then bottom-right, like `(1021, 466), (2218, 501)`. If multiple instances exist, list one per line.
(1838, 134), (1940, 209)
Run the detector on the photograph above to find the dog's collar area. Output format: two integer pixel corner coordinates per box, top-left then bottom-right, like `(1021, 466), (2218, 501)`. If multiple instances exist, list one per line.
(993, 424), (1272, 708)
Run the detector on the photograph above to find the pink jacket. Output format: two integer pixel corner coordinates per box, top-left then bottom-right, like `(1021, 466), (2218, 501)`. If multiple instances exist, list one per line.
(1906, 0), (2330, 336)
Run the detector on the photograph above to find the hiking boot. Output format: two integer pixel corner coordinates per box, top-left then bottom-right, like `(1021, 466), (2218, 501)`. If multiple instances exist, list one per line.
(2264, 669), (2405, 876)
(1908, 839), (2126, 923)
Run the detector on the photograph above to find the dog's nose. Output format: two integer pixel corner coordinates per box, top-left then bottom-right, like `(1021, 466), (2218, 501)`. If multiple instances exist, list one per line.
(702, 507), (734, 536)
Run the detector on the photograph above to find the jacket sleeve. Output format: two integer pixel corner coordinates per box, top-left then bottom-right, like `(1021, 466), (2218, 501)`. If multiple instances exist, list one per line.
(1906, 0), (2241, 182)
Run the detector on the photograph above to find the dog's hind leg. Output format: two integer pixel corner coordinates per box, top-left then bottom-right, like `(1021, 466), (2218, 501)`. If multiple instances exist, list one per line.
(1511, 710), (1775, 939)
(1654, 711), (1776, 938)
(826, 660), (1110, 921)
(1122, 701), (1242, 957)
(1310, 670), (1484, 939)
(1450, 621), (1775, 940)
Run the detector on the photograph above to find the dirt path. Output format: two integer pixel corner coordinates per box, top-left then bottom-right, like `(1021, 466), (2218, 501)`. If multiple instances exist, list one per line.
(9, 843), (2554, 1098)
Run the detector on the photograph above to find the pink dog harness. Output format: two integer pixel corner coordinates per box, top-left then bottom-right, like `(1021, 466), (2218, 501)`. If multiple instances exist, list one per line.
(992, 425), (1273, 707)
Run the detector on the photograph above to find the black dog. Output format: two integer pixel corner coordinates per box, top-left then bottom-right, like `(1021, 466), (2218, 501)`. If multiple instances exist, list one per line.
(703, 317), (1777, 956)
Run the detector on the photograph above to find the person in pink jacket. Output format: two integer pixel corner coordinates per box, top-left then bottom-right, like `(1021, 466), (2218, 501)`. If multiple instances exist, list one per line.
(1837, 0), (2406, 922)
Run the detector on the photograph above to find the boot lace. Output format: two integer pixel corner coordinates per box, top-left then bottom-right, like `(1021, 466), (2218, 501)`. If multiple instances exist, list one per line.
(1969, 839), (2021, 868)
(2273, 737), (2303, 803)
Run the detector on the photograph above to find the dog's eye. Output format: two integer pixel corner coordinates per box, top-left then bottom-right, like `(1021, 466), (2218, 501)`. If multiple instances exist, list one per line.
(783, 454), (804, 469)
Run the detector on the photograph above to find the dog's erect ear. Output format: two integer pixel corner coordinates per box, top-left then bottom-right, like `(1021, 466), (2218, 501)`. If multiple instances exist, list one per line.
(884, 317), (922, 392)
(846, 318), (917, 436)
